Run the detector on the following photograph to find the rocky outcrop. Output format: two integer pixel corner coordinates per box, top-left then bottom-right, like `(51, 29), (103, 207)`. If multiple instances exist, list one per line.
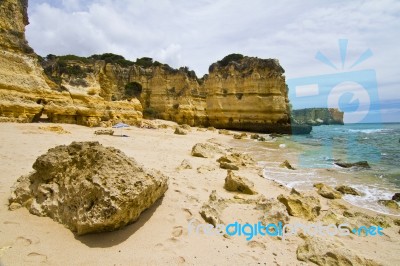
(9, 141), (168, 235)
(191, 143), (224, 158)
(292, 108), (344, 126)
(0, 0), (142, 126)
(277, 188), (321, 221)
(205, 55), (309, 134)
(335, 185), (361, 196)
(335, 161), (370, 169)
(314, 183), (342, 199)
(224, 170), (257, 194)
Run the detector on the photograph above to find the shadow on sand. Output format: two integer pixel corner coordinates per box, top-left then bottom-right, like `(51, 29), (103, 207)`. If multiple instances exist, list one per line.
(74, 197), (164, 248)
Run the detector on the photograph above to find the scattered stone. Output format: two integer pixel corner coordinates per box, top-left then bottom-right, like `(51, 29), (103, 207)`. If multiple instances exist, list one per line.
(250, 134), (259, 140)
(335, 185), (361, 196)
(140, 120), (158, 129)
(94, 129), (114, 135)
(174, 127), (188, 135)
(197, 128), (207, 132)
(314, 183), (342, 199)
(279, 160), (295, 170)
(394, 219), (400, 226)
(392, 193), (400, 202)
(220, 162), (239, 170)
(270, 133), (282, 139)
(207, 127), (216, 132)
(217, 153), (254, 168)
(38, 125), (70, 134)
(9, 141), (168, 235)
(233, 133), (247, 139)
(197, 165), (217, 173)
(277, 189), (321, 220)
(191, 143), (224, 158)
(224, 170), (256, 194)
(378, 199), (399, 210)
(297, 237), (380, 266)
(177, 159), (192, 170)
(180, 124), (192, 131)
(258, 136), (266, 141)
(218, 129), (232, 135)
(335, 160), (371, 169)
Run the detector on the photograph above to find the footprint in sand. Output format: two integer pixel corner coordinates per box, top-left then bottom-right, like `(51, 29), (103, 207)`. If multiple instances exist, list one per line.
(15, 236), (40, 246)
(172, 226), (184, 237)
(247, 240), (266, 249)
(25, 252), (47, 263)
(182, 208), (193, 220)
(3, 221), (19, 225)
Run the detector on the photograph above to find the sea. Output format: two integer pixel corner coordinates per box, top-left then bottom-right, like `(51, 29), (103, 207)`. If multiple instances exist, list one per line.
(233, 123), (400, 216)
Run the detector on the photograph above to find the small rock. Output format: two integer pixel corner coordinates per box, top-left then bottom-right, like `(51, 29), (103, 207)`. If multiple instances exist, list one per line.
(94, 129), (114, 135)
(39, 125), (70, 134)
(197, 128), (207, 132)
(378, 199), (399, 210)
(279, 160), (295, 170)
(335, 161), (370, 169)
(224, 170), (257, 194)
(207, 127), (216, 132)
(335, 185), (361, 196)
(314, 183), (342, 199)
(177, 159), (192, 170)
(250, 134), (259, 140)
(217, 153), (254, 168)
(191, 143), (223, 158)
(270, 133), (282, 139)
(233, 133), (247, 139)
(258, 136), (266, 141)
(277, 189), (321, 220)
(218, 129), (232, 135)
(220, 162), (239, 170)
(392, 193), (400, 202)
(174, 127), (188, 135)
(180, 124), (192, 131)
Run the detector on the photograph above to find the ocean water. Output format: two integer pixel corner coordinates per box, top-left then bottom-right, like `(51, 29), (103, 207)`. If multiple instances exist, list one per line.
(286, 123), (400, 215)
(235, 123), (400, 216)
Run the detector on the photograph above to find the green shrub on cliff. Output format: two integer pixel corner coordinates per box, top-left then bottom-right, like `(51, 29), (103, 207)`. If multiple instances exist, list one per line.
(125, 82), (142, 98)
(218, 53), (244, 67)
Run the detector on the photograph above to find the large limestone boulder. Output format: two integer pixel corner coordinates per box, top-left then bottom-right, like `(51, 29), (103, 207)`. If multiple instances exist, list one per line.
(277, 188), (321, 221)
(9, 141), (168, 235)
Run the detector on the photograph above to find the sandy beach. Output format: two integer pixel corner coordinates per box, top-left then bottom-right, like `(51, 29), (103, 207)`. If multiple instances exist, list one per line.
(0, 122), (399, 266)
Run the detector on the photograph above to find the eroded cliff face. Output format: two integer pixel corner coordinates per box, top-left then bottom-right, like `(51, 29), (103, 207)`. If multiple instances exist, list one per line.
(204, 57), (292, 132)
(0, 0), (309, 133)
(292, 108), (344, 126)
(0, 0), (142, 126)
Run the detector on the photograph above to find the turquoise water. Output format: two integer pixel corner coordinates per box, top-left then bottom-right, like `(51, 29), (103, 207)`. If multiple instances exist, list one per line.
(290, 123), (400, 188)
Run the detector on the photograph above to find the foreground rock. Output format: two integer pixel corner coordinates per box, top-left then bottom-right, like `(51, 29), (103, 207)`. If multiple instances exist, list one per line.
(217, 152), (255, 170)
(314, 183), (342, 199)
(9, 141), (168, 235)
(191, 143), (224, 158)
(224, 170), (257, 194)
(297, 237), (380, 266)
(335, 185), (361, 196)
(278, 189), (321, 220)
(335, 161), (371, 169)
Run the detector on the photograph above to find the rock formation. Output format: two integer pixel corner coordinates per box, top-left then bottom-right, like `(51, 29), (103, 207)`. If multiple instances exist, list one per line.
(313, 183), (342, 199)
(224, 170), (257, 194)
(0, 0), (142, 126)
(291, 108), (344, 126)
(277, 188), (321, 221)
(9, 141), (168, 235)
(0, 0), (312, 134)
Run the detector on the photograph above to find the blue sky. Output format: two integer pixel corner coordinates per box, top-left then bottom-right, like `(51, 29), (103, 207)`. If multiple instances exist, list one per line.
(26, 0), (400, 123)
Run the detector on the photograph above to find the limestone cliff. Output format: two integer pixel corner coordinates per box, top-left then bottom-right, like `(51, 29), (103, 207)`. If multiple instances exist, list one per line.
(292, 108), (344, 126)
(0, 0), (142, 126)
(204, 55), (309, 134)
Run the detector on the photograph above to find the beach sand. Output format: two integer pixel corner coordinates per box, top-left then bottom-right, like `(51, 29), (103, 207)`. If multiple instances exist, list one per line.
(0, 122), (399, 265)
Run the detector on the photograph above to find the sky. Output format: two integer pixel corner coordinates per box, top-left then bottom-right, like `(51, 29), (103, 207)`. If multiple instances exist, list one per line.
(26, 0), (400, 123)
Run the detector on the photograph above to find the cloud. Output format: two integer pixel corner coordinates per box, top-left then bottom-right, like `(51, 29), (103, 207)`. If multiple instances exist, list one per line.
(26, 0), (400, 118)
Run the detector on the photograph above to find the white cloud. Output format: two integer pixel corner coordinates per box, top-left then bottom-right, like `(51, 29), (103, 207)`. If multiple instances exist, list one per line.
(26, 0), (400, 116)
